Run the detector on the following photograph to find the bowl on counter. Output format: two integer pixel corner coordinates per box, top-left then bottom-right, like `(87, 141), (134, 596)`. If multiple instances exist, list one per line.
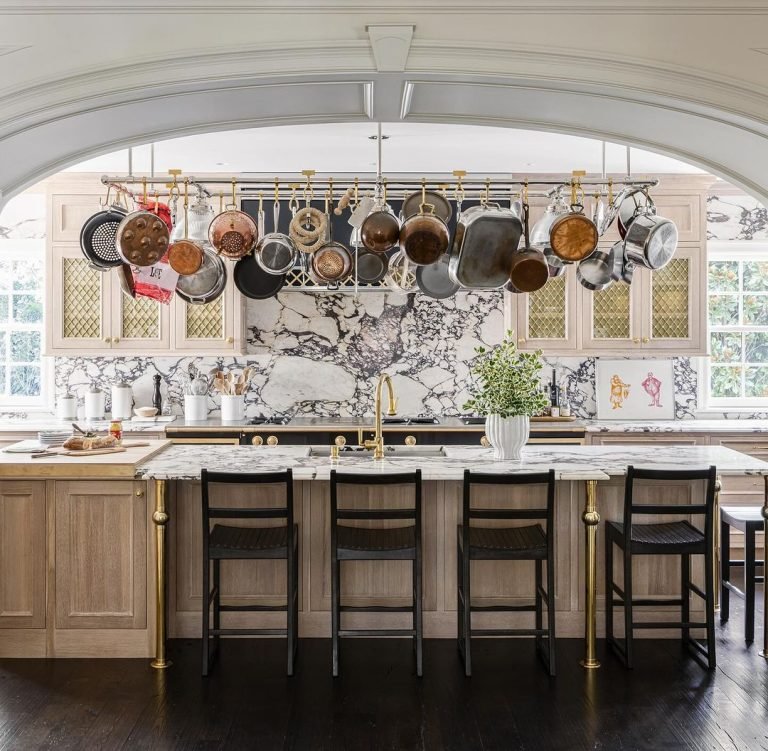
(133, 407), (159, 418)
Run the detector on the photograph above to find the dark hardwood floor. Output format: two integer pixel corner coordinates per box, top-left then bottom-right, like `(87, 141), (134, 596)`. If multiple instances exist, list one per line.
(2, 589), (768, 750)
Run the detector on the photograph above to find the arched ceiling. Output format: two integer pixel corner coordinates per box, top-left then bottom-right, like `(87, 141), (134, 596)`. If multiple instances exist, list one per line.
(1, 0), (767, 206)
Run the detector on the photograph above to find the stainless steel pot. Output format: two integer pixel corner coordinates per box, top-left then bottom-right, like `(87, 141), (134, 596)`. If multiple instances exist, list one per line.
(623, 212), (678, 270)
(256, 202), (298, 275)
(576, 248), (614, 291)
(448, 203), (523, 289)
(175, 246), (227, 304)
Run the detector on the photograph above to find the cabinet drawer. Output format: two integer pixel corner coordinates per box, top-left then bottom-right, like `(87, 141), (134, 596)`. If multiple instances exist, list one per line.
(588, 433), (706, 446)
(720, 475), (765, 494)
(711, 436), (768, 461)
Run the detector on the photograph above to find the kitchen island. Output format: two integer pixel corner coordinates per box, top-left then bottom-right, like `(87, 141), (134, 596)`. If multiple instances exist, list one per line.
(2, 442), (767, 668)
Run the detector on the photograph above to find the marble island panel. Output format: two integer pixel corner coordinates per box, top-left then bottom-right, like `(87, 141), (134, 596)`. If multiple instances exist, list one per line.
(136, 444), (768, 482)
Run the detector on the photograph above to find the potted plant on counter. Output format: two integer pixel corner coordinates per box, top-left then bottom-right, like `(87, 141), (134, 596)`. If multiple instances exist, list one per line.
(463, 331), (549, 461)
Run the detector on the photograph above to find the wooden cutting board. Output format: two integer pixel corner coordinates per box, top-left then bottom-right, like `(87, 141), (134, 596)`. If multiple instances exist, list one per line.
(61, 447), (128, 457)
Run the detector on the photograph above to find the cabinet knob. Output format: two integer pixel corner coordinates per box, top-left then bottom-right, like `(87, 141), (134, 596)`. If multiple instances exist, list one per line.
(518, 337), (526, 344)
(226, 336), (234, 344)
(480, 435), (490, 447)
(632, 337), (640, 344)
(251, 435), (264, 446)
(135, 489), (144, 497)
(642, 337), (649, 343)
(334, 435), (347, 447)
(405, 435), (417, 446)
(267, 435), (279, 446)
(113, 336), (120, 343)
(103, 336), (112, 343)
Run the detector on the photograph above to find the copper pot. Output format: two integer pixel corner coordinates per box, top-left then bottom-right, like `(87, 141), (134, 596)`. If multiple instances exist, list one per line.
(549, 205), (598, 262)
(360, 207), (400, 253)
(311, 241), (352, 283)
(208, 208), (258, 259)
(399, 204), (450, 266)
(509, 203), (549, 293)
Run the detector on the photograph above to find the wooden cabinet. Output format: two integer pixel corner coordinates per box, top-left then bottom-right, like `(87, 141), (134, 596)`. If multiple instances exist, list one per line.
(0, 481), (46, 630)
(587, 433), (708, 447)
(44, 176), (245, 355)
(54, 480), (147, 630)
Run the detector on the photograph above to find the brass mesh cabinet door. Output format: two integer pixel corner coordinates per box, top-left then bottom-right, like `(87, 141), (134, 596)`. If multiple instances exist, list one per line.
(48, 246), (109, 352)
(515, 271), (579, 352)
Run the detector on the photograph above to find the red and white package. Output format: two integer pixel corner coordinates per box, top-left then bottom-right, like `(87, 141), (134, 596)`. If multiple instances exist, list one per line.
(132, 255), (179, 305)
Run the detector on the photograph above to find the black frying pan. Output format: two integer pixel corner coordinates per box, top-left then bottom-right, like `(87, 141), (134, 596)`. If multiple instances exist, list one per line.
(79, 205), (127, 269)
(234, 253), (286, 299)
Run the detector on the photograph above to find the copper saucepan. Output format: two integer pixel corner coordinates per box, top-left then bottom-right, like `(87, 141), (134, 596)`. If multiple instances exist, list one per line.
(399, 189), (450, 267)
(508, 201), (549, 293)
(549, 185), (599, 263)
(208, 180), (258, 260)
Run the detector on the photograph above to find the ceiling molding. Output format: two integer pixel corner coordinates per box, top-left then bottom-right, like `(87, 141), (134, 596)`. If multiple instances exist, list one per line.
(0, 43), (29, 57)
(367, 25), (414, 72)
(2, 0), (768, 14)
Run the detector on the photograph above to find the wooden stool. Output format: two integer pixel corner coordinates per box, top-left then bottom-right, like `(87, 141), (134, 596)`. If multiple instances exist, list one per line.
(606, 465), (717, 670)
(457, 469), (557, 677)
(330, 469), (423, 677)
(720, 506), (765, 643)
(201, 468), (299, 677)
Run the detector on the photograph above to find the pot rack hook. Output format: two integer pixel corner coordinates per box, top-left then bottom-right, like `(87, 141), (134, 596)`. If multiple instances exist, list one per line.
(183, 179), (190, 239)
(608, 177), (614, 204)
(231, 178), (237, 208)
(101, 182), (112, 209)
(483, 177), (491, 205)
(274, 177), (280, 205)
(452, 170), (466, 203)
(258, 190), (263, 214)
(302, 169), (315, 207)
(382, 177), (387, 205)
(353, 177), (359, 208)
(142, 176), (148, 205)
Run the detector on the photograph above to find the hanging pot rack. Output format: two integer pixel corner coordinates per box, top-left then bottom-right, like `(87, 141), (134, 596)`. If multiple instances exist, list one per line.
(101, 173), (659, 202)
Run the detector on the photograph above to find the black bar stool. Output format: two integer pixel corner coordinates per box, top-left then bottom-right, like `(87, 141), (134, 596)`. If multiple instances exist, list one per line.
(605, 465), (717, 670)
(457, 469), (557, 677)
(721, 506), (765, 643)
(201, 468), (298, 676)
(330, 469), (422, 677)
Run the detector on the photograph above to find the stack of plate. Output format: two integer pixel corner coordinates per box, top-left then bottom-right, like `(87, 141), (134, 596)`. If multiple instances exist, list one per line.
(37, 430), (71, 447)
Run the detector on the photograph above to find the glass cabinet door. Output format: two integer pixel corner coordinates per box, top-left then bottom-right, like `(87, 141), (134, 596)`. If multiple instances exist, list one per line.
(110, 278), (169, 351)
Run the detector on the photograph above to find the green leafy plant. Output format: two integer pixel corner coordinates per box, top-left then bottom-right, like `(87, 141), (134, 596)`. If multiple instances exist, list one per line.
(463, 331), (549, 418)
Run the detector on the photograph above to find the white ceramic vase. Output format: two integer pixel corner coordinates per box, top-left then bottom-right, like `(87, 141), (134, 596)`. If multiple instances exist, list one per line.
(486, 414), (530, 461)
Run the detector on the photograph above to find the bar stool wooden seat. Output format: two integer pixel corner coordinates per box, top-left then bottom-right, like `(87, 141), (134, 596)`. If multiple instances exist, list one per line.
(330, 469), (423, 678)
(201, 468), (298, 677)
(605, 465), (717, 670)
(720, 505), (765, 643)
(457, 469), (557, 677)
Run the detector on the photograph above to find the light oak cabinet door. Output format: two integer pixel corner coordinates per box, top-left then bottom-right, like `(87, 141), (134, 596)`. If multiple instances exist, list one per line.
(0, 481), (46, 629)
(580, 266), (641, 351)
(54, 480), (147, 630)
(109, 274), (170, 352)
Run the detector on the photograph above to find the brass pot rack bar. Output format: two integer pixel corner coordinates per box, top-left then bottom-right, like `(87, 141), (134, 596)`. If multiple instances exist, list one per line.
(101, 173), (659, 201)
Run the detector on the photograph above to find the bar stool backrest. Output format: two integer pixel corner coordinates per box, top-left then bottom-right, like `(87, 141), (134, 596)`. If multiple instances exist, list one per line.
(623, 465), (717, 547)
(330, 469), (422, 530)
(462, 469), (556, 547)
(201, 468), (294, 532)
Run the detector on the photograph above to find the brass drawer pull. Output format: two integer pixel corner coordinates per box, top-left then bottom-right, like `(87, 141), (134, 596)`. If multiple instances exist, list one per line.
(480, 435), (490, 447)
(252, 435), (264, 446)
(405, 435), (416, 446)
(267, 435), (279, 446)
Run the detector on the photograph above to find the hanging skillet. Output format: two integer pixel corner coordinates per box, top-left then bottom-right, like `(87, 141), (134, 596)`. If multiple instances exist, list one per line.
(79, 185), (128, 270)
(508, 199), (549, 293)
(115, 179), (170, 267)
(258, 194), (298, 275)
(208, 179), (258, 259)
(549, 182), (598, 263)
(176, 246), (227, 305)
(167, 182), (203, 276)
(234, 252), (286, 300)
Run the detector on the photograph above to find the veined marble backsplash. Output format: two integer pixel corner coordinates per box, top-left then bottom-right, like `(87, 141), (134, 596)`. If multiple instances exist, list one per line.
(45, 189), (768, 420)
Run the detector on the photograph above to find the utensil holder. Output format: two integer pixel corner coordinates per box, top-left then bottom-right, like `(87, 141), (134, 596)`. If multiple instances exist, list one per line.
(184, 395), (208, 422)
(221, 394), (245, 422)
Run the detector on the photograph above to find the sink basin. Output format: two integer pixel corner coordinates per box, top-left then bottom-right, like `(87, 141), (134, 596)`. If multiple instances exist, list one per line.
(308, 445), (446, 458)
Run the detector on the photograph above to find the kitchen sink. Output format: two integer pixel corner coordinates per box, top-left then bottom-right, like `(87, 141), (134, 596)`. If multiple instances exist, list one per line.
(308, 445), (446, 458)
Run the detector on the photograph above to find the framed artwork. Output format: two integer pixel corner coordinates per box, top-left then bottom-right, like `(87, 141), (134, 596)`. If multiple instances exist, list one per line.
(595, 359), (675, 420)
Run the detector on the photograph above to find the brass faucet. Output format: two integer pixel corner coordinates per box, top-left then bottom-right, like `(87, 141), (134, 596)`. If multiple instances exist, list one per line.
(364, 373), (397, 460)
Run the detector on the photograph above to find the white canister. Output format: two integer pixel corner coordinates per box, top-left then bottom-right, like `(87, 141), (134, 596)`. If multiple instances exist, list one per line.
(184, 395), (208, 422)
(111, 381), (134, 420)
(56, 393), (77, 421)
(84, 386), (105, 421)
(221, 394), (245, 422)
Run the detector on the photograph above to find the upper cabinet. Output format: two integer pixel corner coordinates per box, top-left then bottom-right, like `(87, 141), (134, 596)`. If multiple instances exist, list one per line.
(44, 176), (245, 356)
(511, 176), (710, 356)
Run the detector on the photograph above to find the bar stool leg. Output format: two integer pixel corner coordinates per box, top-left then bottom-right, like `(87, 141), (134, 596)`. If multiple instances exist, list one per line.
(457, 537), (464, 654)
(681, 553), (690, 646)
(705, 544), (717, 669)
(213, 559), (221, 662)
(202, 556), (210, 676)
(623, 547), (634, 669)
(331, 552), (340, 678)
(293, 541), (300, 665)
(746, 525), (756, 644)
(413, 554), (423, 678)
(463, 549), (472, 677)
(546, 557), (556, 676)
(605, 536), (614, 646)
(721, 520), (730, 623)
(287, 541), (296, 676)
(535, 559), (543, 656)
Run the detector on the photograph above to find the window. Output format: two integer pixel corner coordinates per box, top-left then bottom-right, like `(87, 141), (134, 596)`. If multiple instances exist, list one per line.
(706, 242), (768, 408)
(0, 193), (48, 409)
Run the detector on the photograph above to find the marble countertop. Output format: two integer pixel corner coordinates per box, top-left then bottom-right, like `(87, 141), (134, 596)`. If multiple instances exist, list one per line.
(582, 419), (768, 433)
(0, 416), (169, 433)
(136, 444), (768, 482)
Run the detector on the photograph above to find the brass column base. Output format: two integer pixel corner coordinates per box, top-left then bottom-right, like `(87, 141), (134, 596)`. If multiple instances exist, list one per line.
(580, 658), (601, 669)
(151, 658), (172, 670)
